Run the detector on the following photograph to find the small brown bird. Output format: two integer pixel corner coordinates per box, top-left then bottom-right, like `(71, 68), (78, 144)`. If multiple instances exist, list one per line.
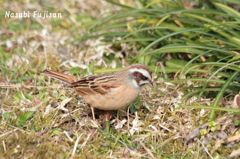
(43, 64), (153, 120)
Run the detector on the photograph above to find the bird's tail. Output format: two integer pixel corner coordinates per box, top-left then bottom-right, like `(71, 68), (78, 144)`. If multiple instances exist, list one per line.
(43, 70), (75, 84)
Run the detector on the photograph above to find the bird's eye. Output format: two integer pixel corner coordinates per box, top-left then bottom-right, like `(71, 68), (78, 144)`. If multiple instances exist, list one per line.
(141, 75), (148, 80)
(132, 71), (149, 81)
(133, 72), (141, 77)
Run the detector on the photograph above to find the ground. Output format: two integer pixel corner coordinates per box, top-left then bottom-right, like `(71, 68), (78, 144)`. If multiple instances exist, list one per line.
(0, 0), (239, 158)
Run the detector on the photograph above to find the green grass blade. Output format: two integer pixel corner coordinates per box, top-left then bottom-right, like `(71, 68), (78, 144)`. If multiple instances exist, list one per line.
(209, 72), (239, 121)
(213, 2), (240, 20)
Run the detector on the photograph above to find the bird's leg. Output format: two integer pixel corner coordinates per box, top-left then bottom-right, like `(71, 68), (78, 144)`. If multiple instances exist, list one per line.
(116, 111), (119, 121)
(127, 107), (130, 130)
(90, 107), (96, 121)
(104, 111), (112, 121)
(103, 111), (112, 130)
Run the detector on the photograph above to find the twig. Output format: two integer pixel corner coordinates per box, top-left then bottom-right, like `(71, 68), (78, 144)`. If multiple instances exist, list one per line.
(140, 141), (155, 159)
(159, 124), (171, 132)
(0, 129), (18, 138)
(70, 135), (81, 159)
(2, 140), (6, 153)
(63, 131), (74, 143)
(197, 139), (213, 159)
(80, 132), (93, 149)
(57, 97), (71, 112)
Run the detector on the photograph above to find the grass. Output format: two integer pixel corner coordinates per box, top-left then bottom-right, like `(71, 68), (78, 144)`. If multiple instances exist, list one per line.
(0, 0), (240, 158)
(87, 0), (240, 118)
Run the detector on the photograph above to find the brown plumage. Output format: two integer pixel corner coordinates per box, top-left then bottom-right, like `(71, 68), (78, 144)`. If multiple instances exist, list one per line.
(43, 64), (152, 111)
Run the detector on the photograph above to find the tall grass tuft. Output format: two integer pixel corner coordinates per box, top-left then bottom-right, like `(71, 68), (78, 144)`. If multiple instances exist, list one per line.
(85, 0), (240, 120)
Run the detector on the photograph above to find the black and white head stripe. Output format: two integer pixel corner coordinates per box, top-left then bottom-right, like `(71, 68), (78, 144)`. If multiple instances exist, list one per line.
(128, 68), (152, 80)
(128, 66), (152, 88)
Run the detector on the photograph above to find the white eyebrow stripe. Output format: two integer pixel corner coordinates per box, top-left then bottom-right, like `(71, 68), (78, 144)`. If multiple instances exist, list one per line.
(129, 68), (151, 80)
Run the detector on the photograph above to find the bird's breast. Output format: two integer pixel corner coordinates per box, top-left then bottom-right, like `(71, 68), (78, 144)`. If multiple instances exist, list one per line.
(81, 85), (139, 110)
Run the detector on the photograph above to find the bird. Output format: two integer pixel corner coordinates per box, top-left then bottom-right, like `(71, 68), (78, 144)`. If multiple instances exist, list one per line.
(43, 64), (153, 120)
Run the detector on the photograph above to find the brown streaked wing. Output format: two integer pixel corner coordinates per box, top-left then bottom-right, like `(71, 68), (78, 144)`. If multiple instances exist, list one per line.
(75, 87), (94, 95)
(70, 74), (119, 95)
